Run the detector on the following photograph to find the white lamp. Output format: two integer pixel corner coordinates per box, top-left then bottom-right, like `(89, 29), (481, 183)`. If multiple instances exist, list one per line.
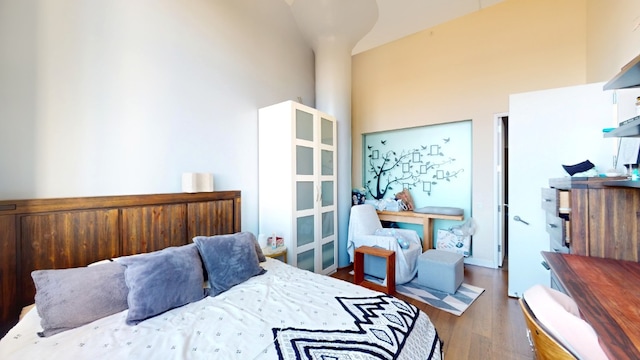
(182, 173), (214, 193)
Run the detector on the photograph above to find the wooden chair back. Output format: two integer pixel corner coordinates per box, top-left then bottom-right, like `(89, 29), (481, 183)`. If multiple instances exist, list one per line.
(518, 298), (577, 360)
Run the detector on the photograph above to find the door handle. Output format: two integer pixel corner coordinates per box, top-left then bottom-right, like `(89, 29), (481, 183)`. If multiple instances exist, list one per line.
(514, 215), (530, 225)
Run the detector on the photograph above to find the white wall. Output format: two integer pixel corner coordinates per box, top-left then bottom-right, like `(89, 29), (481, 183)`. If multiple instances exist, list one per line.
(0, 0), (315, 235)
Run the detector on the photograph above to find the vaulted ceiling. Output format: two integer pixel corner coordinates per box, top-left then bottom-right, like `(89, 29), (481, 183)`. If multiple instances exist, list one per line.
(352, 0), (504, 54)
(285, 0), (505, 54)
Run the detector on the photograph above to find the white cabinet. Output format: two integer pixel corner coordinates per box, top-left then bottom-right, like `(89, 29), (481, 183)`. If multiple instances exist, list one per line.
(258, 100), (338, 274)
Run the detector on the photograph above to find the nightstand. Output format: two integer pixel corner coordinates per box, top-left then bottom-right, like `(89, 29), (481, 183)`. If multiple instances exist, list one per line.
(262, 246), (287, 263)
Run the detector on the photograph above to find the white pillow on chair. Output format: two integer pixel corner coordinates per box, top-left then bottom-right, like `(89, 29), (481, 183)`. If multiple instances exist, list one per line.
(523, 284), (609, 360)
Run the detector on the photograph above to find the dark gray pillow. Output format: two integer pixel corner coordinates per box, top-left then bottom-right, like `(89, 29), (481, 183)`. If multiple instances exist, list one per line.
(117, 244), (206, 325)
(31, 262), (128, 337)
(194, 232), (266, 296)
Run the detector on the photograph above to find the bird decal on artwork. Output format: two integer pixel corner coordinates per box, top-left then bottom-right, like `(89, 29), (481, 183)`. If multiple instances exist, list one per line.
(443, 137), (450, 143)
(381, 140), (387, 145)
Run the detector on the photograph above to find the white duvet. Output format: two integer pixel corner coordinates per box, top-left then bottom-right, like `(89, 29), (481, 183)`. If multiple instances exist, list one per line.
(0, 258), (441, 360)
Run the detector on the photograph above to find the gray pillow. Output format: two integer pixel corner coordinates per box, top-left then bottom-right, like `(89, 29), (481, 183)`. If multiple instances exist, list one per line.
(414, 206), (464, 216)
(117, 244), (206, 325)
(194, 232), (266, 296)
(194, 232), (265, 283)
(248, 232), (267, 262)
(31, 262), (128, 337)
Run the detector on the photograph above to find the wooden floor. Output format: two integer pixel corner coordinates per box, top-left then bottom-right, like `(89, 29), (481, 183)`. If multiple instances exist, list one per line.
(331, 258), (534, 359)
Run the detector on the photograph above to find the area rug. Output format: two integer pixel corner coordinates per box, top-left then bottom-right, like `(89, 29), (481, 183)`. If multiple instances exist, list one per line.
(395, 279), (484, 316)
(356, 273), (485, 316)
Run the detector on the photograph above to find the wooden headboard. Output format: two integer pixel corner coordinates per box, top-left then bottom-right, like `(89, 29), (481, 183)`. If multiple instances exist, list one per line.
(0, 191), (241, 336)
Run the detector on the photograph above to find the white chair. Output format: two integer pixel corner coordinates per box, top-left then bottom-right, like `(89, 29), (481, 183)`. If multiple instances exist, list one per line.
(347, 204), (422, 284)
(521, 284), (609, 360)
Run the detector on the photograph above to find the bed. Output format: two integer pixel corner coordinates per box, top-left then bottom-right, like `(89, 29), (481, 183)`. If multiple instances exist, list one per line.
(0, 192), (442, 359)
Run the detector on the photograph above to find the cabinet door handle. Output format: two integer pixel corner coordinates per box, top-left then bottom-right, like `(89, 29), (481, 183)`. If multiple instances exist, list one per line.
(547, 223), (558, 228)
(514, 215), (529, 225)
(541, 261), (550, 270)
(543, 198), (553, 202)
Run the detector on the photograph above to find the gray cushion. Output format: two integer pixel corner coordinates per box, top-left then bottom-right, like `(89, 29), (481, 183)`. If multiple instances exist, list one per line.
(414, 206), (464, 216)
(117, 244), (206, 325)
(194, 232), (266, 296)
(31, 262), (129, 337)
(247, 232), (267, 262)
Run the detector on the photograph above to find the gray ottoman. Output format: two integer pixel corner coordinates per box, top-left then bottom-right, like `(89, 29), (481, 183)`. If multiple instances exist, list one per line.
(417, 249), (464, 293)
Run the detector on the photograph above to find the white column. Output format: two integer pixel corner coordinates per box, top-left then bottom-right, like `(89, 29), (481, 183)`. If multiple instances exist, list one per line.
(291, 0), (377, 267)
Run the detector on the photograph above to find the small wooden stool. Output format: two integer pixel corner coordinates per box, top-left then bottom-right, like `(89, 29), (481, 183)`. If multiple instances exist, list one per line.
(353, 246), (396, 295)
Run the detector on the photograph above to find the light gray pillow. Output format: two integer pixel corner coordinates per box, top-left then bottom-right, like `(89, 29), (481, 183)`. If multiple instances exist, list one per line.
(414, 206), (464, 216)
(194, 232), (266, 296)
(117, 244), (206, 325)
(31, 262), (128, 337)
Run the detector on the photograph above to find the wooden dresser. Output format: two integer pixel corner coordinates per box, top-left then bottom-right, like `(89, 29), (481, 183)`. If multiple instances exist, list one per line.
(0, 191), (241, 336)
(543, 177), (640, 261)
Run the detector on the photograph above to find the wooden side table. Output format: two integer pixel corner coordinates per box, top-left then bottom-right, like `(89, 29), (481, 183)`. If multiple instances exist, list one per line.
(262, 246), (287, 263)
(353, 246), (396, 295)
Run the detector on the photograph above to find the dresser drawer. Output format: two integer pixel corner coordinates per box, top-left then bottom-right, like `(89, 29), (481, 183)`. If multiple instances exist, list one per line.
(541, 188), (570, 216)
(546, 213), (569, 253)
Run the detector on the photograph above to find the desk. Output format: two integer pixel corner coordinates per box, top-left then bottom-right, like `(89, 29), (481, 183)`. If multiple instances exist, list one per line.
(376, 210), (464, 252)
(542, 252), (640, 360)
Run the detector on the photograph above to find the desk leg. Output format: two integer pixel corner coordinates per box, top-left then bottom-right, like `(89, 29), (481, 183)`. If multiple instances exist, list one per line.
(422, 218), (434, 252)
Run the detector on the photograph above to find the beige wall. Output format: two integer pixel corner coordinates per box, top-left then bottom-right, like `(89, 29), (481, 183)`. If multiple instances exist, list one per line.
(586, 0), (640, 82)
(352, 0), (640, 267)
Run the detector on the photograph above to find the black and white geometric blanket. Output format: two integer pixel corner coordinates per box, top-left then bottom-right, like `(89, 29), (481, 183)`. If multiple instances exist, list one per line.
(273, 295), (442, 360)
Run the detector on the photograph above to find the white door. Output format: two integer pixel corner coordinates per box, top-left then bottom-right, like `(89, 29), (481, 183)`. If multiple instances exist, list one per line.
(507, 82), (636, 297)
(494, 114), (507, 268)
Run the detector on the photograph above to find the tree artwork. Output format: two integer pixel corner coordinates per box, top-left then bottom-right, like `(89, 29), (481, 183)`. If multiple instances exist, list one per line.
(365, 138), (464, 200)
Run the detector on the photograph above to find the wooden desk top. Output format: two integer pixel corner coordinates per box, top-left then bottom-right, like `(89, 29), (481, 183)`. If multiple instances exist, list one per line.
(542, 252), (640, 360)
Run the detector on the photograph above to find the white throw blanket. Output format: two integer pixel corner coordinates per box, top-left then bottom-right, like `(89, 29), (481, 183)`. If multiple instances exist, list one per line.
(347, 205), (422, 284)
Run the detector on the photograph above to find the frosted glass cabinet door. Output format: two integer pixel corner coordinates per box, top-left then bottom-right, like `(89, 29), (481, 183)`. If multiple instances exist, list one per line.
(297, 249), (315, 272)
(321, 150), (333, 176)
(296, 146), (314, 175)
(296, 181), (314, 210)
(321, 117), (333, 145)
(321, 181), (333, 207)
(296, 215), (314, 247)
(296, 109), (314, 141)
(322, 241), (334, 271)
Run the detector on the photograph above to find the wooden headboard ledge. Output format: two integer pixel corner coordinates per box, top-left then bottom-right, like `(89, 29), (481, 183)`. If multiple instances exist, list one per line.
(0, 191), (241, 336)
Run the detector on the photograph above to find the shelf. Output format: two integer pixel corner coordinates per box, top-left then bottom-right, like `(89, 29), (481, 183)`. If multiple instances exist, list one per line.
(603, 115), (640, 138)
(604, 53), (640, 90)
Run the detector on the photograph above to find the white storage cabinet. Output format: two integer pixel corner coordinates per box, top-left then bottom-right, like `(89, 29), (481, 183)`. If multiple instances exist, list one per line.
(258, 100), (337, 274)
